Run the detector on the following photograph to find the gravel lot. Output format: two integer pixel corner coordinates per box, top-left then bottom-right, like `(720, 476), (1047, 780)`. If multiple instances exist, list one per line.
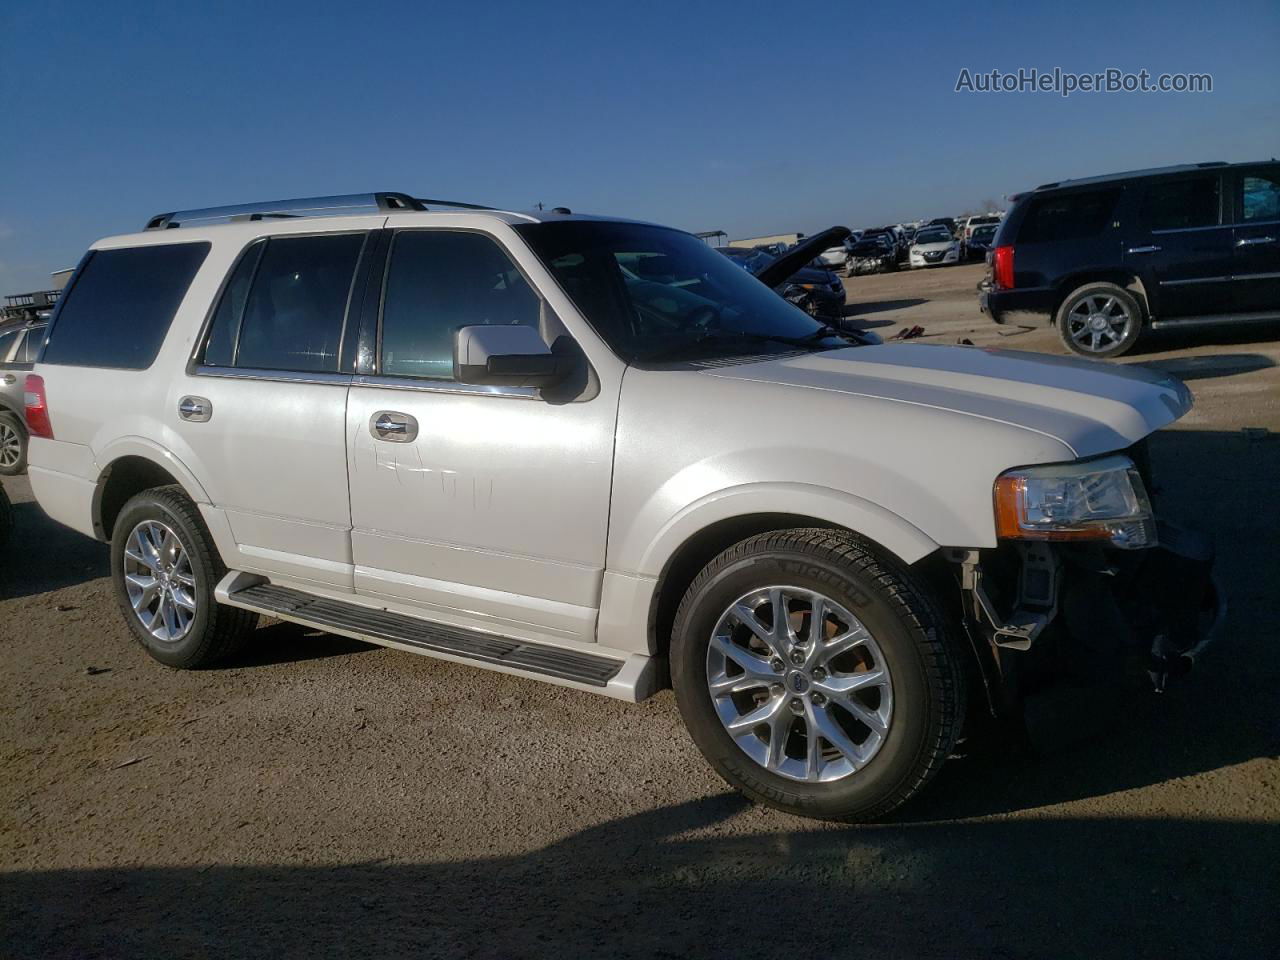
(3, 262), (1278, 959)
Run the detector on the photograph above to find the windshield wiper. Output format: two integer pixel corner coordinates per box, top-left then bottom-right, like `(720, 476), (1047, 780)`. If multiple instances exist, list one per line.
(637, 330), (839, 363)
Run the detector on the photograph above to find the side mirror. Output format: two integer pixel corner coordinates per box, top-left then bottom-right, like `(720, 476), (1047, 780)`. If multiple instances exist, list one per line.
(452, 324), (569, 388)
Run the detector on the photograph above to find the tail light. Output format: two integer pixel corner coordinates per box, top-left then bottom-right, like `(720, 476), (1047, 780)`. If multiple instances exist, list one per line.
(993, 245), (1015, 290)
(24, 374), (53, 439)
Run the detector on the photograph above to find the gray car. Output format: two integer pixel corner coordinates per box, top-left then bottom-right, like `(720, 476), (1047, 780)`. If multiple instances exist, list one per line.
(0, 318), (48, 474)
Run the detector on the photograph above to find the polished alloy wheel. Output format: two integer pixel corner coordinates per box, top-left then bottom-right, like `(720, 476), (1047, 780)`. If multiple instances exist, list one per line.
(1066, 294), (1133, 353)
(0, 422), (21, 469)
(122, 520), (197, 642)
(706, 586), (893, 783)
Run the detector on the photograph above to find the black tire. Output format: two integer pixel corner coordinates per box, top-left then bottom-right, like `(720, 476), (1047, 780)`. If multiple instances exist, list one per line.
(0, 411), (27, 476)
(1055, 282), (1144, 359)
(110, 485), (258, 668)
(670, 528), (965, 822)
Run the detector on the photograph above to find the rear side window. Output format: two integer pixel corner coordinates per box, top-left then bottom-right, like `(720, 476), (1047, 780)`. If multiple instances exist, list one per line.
(209, 233), (365, 373)
(1017, 189), (1120, 243)
(16, 326), (46, 363)
(43, 243), (210, 370)
(1137, 176), (1221, 231)
(379, 231), (542, 380)
(0, 329), (19, 363)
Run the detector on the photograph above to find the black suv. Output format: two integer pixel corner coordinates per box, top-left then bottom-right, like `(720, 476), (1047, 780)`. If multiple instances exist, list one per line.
(981, 160), (1280, 357)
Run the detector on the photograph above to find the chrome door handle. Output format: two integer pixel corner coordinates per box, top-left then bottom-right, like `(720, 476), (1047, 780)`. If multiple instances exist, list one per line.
(370, 411), (418, 442)
(1126, 245), (1162, 254)
(1236, 236), (1276, 247)
(178, 396), (212, 422)
(1, 374), (14, 385)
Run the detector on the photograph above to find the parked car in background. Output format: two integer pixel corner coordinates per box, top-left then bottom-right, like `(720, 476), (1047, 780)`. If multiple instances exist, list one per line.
(0, 318), (48, 474)
(817, 244), (848, 269)
(844, 234), (898, 275)
(962, 223), (998, 262)
(928, 217), (957, 236)
(982, 159), (1280, 357)
(909, 225), (961, 267)
(25, 191), (1217, 823)
(962, 214), (1002, 242)
(719, 234), (849, 320)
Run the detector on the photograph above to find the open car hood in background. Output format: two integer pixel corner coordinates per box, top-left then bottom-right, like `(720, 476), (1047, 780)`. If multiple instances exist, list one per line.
(752, 226), (851, 288)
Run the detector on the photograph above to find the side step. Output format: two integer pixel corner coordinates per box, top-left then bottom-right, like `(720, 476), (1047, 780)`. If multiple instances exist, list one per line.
(217, 578), (661, 701)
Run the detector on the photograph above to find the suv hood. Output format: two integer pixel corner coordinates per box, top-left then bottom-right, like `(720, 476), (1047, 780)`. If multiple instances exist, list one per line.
(706, 343), (1192, 457)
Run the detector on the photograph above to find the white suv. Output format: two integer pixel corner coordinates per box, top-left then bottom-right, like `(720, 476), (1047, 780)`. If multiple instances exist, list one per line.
(26, 192), (1218, 821)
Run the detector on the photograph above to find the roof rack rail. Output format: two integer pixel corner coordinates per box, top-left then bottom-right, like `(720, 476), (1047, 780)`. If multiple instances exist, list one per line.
(144, 192), (493, 230)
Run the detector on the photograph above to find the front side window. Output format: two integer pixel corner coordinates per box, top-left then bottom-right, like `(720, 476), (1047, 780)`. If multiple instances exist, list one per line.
(43, 243), (210, 370)
(379, 231), (542, 379)
(1241, 173), (1280, 223)
(1138, 176), (1221, 232)
(231, 233), (364, 372)
(517, 221), (838, 364)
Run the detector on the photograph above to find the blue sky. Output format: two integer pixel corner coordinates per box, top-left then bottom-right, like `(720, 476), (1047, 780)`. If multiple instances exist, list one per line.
(1, 0), (1277, 292)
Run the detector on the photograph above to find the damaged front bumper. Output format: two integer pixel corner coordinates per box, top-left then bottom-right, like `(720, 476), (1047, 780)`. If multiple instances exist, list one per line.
(952, 515), (1224, 711)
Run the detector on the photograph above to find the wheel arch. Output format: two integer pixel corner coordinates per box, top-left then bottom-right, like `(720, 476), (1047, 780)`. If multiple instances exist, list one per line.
(92, 439), (209, 541)
(642, 487), (941, 658)
(1053, 271), (1151, 320)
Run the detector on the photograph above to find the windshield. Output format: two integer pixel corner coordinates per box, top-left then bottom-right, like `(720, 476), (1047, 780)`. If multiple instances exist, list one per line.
(915, 229), (952, 244)
(517, 221), (838, 364)
(971, 226), (997, 240)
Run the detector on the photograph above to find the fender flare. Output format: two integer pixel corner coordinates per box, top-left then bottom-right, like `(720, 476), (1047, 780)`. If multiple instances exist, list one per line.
(91, 436), (211, 537)
(635, 481), (941, 577)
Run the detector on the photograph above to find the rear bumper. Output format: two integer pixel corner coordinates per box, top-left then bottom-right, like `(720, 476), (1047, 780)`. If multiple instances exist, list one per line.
(27, 464), (98, 540)
(982, 287), (1056, 326)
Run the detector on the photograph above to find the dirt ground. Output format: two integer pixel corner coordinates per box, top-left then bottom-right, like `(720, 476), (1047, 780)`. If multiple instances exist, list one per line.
(2, 262), (1278, 959)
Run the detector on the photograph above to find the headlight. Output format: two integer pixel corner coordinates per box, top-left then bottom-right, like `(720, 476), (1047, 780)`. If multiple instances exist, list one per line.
(994, 455), (1155, 549)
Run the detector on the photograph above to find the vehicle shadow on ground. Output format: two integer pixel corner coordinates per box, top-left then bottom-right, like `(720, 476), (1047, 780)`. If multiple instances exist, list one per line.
(1, 799), (1274, 959)
(1129, 352), (1277, 381)
(1127, 320), (1280, 357)
(0, 498), (108, 600)
(215, 620), (375, 669)
(843, 297), (927, 317)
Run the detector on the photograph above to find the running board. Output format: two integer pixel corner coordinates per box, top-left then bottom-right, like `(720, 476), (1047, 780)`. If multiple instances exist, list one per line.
(216, 575), (661, 702)
(1150, 310), (1280, 330)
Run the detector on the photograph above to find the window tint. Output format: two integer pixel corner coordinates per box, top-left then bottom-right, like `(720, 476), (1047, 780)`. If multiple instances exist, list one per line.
(0, 329), (19, 363)
(380, 231), (542, 379)
(1138, 176), (1220, 231)
(1018, 189), (1120, 243)
(16, 326), (46, 362)
(201, 241), (265, 366)
(234, 233), (364, 372)
(1241, 173), (1280, 223)
(42, 244), (210, 369)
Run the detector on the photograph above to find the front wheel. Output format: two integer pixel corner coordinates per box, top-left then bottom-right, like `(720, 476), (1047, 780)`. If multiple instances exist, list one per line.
(670, 529), (965, 822)
(110, 485), (258, 668)
(1056, 283), (1144, 358)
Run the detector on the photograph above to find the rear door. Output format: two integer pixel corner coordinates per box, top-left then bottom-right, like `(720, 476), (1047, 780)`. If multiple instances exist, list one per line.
(1125, 172), (1232, 319)
(1228, 165), (1280, 314)
(176, 227), (376, 589)
(344, 225), (617, 645)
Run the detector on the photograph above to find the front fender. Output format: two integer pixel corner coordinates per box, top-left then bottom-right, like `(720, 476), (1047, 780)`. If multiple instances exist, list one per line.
(635, 481), (940, 576)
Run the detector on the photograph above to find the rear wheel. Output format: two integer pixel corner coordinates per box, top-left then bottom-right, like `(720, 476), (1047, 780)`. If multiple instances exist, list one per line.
(1056, 283), (1144, 358)
(0, 412), (26, 476)
(110, 485), (258, 668)
(670, 529), (965, 822)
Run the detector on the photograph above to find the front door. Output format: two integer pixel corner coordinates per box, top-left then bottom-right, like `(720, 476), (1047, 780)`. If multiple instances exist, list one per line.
(1230, 166), (1280, 314)
(174, 227), (376, 588)
(345, 227), (616, 645)
(1125, 172), (1232, 319)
